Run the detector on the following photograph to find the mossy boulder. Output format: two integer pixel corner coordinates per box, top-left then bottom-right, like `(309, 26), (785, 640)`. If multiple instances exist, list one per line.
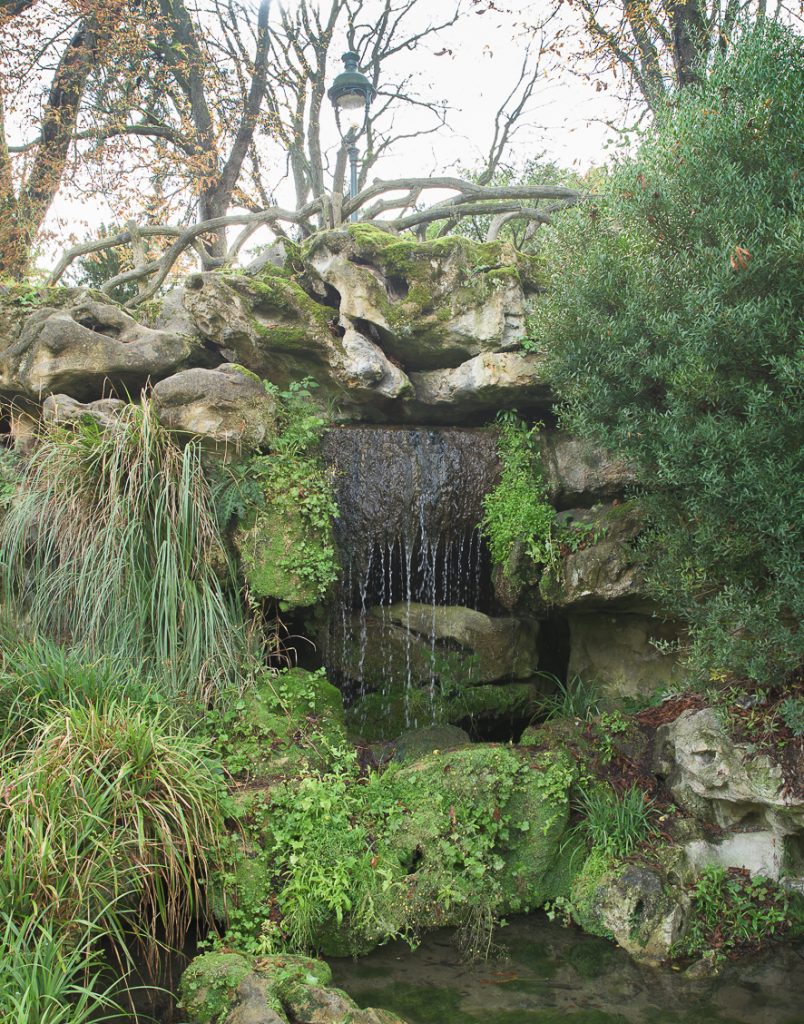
(180, 952), (257, 1024)
(236, 500), (336, 609)
(568, 852), (689, 964)
(392, 724), (471, 762)
(180, 951), (407, 1024)
(203, 668), (347, 781)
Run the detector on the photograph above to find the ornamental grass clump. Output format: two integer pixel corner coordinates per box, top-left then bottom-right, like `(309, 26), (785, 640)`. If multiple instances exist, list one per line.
(0, 699), (227, 976)
(0, 401), (251, 700)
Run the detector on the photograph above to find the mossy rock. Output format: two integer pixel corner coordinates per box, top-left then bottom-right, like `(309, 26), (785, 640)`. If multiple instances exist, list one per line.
(179, 952), (254, 1024)
(393, 724), (471, 762)
(205, 669), (347, 780)
(500, 749), (576, 910)
(236, 502), (336, 609)
(569, 849), (618, 938)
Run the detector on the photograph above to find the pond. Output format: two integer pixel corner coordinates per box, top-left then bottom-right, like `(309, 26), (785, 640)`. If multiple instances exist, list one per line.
(330, 915), (804, 1024)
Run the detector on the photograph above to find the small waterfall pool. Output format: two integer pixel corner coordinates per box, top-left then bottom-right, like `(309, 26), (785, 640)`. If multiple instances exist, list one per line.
(330, 915), (804, 1024)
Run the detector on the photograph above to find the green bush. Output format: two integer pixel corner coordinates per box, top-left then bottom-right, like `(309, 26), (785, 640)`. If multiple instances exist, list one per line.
(576, 783), (657, 859)
(533, 22), (804, 684)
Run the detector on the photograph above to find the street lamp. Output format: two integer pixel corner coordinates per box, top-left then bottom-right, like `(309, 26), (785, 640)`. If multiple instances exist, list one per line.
(328, 51), (376, 222)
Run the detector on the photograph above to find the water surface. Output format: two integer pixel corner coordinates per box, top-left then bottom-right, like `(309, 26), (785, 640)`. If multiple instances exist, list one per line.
(330, 915), (804, 1024)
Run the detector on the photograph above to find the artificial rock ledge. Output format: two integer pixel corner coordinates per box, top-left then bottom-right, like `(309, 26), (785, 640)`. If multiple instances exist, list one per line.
(0, 226), (550, 424)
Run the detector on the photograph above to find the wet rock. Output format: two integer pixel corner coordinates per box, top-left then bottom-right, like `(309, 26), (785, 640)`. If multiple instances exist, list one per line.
(655, 707), (804, 835)
(384, 603), (538, 682)
(42, 394), (130, 430)
(0, 294), (205, 402)
(567, 611), (687, 703)
(538, 431), (637, 509)
(345, 681), (543, 743)
(152, 364), (277, 449)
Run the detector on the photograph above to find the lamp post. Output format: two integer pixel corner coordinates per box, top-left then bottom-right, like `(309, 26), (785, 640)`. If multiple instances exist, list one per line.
(327, 51), (376, 222)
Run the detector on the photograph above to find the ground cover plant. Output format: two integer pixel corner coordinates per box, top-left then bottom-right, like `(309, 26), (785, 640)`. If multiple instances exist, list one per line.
(533, 21), (804, 685)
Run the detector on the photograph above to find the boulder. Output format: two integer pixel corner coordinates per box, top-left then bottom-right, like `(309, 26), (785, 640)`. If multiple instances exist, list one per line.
(540, 502), (648, 610)
(0, 294), (205, 402)
(654, 707), (804, 835)
(538, 431), (637, 509)
(42, 394), (130, 430)
(567, 611), (687, 703)
(570, 853), (689, 964)
(392, 724), (471, 762)
(179, 952), (407, 1024)
(152, 364), (277, 449)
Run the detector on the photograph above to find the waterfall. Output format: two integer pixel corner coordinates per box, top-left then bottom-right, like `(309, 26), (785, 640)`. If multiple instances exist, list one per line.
(320, 426), (501, 728)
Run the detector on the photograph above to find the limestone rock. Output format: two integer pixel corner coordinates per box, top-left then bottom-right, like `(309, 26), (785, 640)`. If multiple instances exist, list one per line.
(304, 227), (531, 371)
(571, 855), (688, 964)
(407, 351), (552, 419)
(538, 431), (637, 509)
(42, 394), (130, 430)
(0, 294), (205, 402)
(684, 830), (785, 881)
(655, 707), (804, 835)
(567, 611), (687, 703)
(540, 502), (648, 610)
(152, 364), (277, 449)
(172, 269), (410, 409)
(226, 975), (286, 1024)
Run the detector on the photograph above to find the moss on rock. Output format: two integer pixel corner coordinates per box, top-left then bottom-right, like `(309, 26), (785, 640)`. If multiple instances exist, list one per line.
(179, 952), (254, 1024)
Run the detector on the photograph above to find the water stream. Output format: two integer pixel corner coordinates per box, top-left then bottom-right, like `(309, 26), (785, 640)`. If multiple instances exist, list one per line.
(321, 426), (500, 714)
(330, 915), (804, 1024)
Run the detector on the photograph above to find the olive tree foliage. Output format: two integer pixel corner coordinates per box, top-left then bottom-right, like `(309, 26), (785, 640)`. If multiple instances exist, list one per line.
(538, 0), (802, 115)
(533, 22), (803, 684)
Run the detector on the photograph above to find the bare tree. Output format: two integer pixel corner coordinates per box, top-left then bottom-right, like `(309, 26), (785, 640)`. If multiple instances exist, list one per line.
(48, 176), (584, 304)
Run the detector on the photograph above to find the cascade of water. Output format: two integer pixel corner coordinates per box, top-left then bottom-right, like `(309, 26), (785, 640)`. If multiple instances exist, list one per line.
(321, 426), (500, 721)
